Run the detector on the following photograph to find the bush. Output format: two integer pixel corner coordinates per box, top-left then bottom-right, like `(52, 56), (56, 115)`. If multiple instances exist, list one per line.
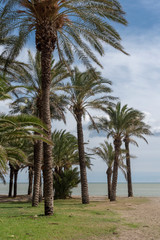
(53, 167), (80, 199)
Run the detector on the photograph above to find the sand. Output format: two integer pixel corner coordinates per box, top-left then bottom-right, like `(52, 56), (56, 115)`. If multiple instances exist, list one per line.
(1, 195), (160, 239)
(109, 197), (160, 240)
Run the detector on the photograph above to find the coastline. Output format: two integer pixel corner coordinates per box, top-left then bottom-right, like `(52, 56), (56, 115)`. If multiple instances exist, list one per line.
(1, 182), (160, 197)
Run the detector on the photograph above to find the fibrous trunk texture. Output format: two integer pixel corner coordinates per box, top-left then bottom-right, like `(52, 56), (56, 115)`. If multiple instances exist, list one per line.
(28, 166), (33, 196)
(110, 138), (122, 201)
(124, 137), (133, 197)
(36, 17), (57, 215)
(32, 98), (43, 205)
(8, 164), (14, 197)
(77, 113), (89, 204)
(39, 175), (43, 202)
(41, 47), (53, 215)
(13, 169), (18, 198)
(106, 167), (112, 199)
(32, 140), (43, 206)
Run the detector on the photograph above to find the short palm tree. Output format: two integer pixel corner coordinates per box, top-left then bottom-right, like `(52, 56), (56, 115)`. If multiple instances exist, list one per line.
(67, 67), (116, 204)
(92, 141), (114, 199)
(123, 113), (152, 197)
(0, 114), (52, 195)
(7, 148), (27, 197)
(52, 129), (91, 199)
(52, 130), (79, 172)
(92, 102), (143, 201)
(3, 0), (127, 215)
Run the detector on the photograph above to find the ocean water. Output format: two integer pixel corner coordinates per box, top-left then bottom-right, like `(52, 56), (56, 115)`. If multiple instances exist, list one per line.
(1, 183), (160, 197)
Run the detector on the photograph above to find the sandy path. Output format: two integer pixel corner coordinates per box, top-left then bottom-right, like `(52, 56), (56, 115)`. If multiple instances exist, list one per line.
(110, 197), (160, 240)
(0, 194), (32, 202)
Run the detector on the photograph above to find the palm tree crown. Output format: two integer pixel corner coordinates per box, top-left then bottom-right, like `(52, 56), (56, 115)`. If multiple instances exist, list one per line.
(95, 102), (142, 140)
(2, 0), (128, 66)
(67, 67), (116, 122)
(10, 50), (68, 121)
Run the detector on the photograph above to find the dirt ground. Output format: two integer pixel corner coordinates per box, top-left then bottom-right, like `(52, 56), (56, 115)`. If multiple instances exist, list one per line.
(1, 195), (160, 239)
(74, 196), (160, 240)
(109, 197), (160, 240)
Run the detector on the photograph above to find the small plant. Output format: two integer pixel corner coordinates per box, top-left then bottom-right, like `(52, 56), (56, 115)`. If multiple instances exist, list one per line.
(53, 167), (80, 199)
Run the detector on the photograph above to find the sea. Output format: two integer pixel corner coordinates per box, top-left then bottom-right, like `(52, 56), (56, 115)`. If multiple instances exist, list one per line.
(1, 183), (160, 197)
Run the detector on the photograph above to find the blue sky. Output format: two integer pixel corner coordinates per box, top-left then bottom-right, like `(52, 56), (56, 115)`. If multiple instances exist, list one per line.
(2, 0), (160, 183)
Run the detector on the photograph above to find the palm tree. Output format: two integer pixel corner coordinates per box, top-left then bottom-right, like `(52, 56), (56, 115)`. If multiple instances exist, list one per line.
(92, 102), (143, 201)
(52, 129), (91, 199)
(52, 130), (79, 172)
(10, 50), (68, 207)
(0, 3), (29, 82)
(3, 0), (127, 215)
(92, 141), (114, 199)
(0, 114), (53, 195)
(52, 130), (80, 199)
(92, 141), (127, 199)
(67, 67), (116, 204)
(0, 140), (27, 197)
(123, 113), (152, 197)
(52, 129), (92, 172)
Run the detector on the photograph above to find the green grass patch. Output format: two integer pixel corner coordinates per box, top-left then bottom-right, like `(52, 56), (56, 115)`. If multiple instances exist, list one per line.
(0, 197), (147, 240)
(123, 222), (140, 229)
(0, 199), (121, 240)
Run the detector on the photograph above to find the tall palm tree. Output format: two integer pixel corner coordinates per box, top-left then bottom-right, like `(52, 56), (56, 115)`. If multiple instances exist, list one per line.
(3, 0), (127, 215)
(92, 102), (143, 201)
(123, 113), (152, 197)
(10, 50), (68, 207)
(67, 67), (116, 204)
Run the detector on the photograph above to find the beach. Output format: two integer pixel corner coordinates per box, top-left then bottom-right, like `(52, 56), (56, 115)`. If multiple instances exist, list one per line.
(109, 197), (160, 240)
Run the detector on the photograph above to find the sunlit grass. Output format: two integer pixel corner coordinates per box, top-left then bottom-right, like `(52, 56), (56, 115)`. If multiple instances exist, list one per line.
(0, 198), (145, 240)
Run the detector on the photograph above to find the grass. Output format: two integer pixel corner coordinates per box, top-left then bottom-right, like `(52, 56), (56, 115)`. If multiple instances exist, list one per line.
(0, 198), (144, 240)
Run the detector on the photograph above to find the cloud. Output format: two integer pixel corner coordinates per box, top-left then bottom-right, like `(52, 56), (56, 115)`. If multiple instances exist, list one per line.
(91, 29), (160, 130)
(17, 46), (36, 63)
(0, 100), (12, 114)
(89, 130), (106, 138)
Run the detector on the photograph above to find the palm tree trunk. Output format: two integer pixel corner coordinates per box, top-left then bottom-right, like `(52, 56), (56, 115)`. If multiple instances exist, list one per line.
(8, 164), (14, 197)
(32, 99), (43, 206)
(110, 138), (122, 201)
(32, 140), (43, 206)
(13, 169), (18, 198)
(124, 137), (133, 197)
(76, 113), (89, 204)
(106, 167), (112, 199)
(39, 174), (43, 202)
(41, 48), (53, 215)
(28, 166), (33, 196)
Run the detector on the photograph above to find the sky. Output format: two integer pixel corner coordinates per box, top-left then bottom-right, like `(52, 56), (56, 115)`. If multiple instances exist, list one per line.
(1, 0), (160, 183)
